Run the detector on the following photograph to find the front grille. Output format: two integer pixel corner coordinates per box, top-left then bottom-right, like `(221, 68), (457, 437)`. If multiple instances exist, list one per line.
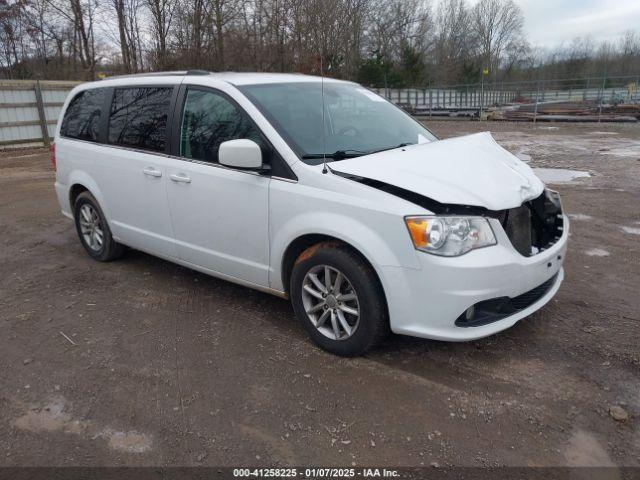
(503, 190), (563, 257)
(455, 273), (559, 327)
(504, 205), (532, 256)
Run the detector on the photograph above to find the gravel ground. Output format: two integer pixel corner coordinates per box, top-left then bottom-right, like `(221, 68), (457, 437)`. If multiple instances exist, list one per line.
(0, 121), (638, 468)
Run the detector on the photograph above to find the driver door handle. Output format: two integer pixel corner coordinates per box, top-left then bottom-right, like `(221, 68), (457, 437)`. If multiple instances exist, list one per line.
(170, 173), (191, 184)
(143, 167), (162, 177)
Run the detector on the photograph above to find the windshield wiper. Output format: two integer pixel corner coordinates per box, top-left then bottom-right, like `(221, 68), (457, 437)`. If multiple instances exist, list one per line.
(301, 150), (369, 161)
(302, 143), (415, 161)
(366, 142), (414, 155)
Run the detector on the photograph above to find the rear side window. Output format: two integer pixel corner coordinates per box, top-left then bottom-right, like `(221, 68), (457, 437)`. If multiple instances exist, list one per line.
(108, 87), (173, 152)
(180, 88), (262, 163)
(60, 88), (106, 141)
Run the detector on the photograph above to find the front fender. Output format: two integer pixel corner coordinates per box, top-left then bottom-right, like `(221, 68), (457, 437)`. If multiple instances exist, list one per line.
(269, 211), (421, 292)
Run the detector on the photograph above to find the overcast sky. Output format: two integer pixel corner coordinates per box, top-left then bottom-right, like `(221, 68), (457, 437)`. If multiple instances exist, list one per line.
(513, 0), (640, 49)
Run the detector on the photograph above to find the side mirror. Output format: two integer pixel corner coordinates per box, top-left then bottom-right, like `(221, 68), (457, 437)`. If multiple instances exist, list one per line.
(219, 139), (263, 170)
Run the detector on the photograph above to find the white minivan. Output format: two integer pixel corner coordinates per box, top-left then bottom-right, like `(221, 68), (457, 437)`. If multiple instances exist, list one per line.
(53, 71), (568, 355)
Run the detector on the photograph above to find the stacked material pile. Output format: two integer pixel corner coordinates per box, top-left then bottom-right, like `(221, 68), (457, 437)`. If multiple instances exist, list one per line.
(492, 101), (639, 122)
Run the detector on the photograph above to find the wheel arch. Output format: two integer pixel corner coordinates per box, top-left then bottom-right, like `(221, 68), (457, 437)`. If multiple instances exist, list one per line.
(272, 208), (420, 293)
(69, 183), (89, 211)
(65, 171), (109, 218)
(280, 234), (385, 302)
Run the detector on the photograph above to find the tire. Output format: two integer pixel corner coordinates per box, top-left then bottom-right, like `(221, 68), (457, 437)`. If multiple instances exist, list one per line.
(73, 191), (125, 262)
(290, 242), (388, 356)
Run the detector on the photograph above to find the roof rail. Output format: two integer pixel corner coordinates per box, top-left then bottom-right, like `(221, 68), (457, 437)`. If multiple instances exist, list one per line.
(99, 70), (211, 80)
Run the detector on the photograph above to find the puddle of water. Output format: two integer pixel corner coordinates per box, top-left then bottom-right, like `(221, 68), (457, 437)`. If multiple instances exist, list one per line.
(601, 148), (640, 158)
(100, 429), (153, 453)
(564, 429), (616, 468)
(13, 397), (153, 454)
(496, 132), (640, 164)
(568, 213), (593, 221)
(589, 131), (620, 136)
(515, 151), (532, 162)
(585, 248), (610, 257)
(14, 399), (87, 435)
(621, 226), (640, 235)
(534, 168), (591, 184)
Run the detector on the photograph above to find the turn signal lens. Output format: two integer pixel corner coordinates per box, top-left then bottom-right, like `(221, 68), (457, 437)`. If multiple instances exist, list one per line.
(406, 218), (429, 248)
(404, 216), (497, 257)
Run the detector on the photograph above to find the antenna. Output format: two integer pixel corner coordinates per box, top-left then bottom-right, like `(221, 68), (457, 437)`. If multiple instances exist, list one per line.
(320, 54), (328, 174)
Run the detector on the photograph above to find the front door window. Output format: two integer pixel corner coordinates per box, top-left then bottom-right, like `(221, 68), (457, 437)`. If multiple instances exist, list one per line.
(180, 89), (262, 163)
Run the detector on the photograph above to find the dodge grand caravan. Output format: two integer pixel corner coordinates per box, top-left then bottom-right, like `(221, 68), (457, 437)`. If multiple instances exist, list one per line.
(53, 71), (568, 356)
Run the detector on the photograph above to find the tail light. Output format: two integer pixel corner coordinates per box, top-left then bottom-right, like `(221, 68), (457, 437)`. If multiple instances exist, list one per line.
(50, 143), (56, 170)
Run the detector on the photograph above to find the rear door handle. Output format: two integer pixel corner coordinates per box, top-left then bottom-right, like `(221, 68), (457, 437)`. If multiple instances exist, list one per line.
(169, 173), (191, 183)
(143, 167), (162, 178)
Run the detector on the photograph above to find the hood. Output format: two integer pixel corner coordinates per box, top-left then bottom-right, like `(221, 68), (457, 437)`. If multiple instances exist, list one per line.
(330, 132), (544, 211)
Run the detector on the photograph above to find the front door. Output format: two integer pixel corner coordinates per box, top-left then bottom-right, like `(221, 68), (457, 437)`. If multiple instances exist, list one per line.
(165, 86), (270, 286)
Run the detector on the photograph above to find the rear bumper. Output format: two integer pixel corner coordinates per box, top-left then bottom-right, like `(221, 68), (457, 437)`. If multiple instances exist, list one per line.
(54, 180), (72, 218)
(380, 215), (569, 341)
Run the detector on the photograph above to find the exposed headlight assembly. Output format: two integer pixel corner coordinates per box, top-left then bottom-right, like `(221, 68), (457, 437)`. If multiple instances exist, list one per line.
(405, 216), (496, 257)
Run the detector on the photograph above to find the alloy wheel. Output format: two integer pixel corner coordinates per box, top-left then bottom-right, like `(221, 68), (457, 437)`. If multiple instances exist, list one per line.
(301, 265), (360, 341)
(78, 204), (104, 252)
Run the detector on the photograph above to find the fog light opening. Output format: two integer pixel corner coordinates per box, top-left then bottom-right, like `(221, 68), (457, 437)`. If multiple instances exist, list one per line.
(465, 306), (475, 321)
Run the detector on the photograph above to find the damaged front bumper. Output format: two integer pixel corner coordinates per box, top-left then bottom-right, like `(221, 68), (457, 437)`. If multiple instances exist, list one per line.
(379, 214), (569, 341)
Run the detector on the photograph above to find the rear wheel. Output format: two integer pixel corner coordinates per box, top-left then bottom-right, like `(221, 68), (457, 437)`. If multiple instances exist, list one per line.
(290, 243), (388, 356)
(73, 191), (124, 262)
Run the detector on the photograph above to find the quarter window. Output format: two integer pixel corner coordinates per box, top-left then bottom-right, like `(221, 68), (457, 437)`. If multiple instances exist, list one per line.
(60, 88), (106, 141)
(108, 87), (173, 152)
(180, 89), (261, 163)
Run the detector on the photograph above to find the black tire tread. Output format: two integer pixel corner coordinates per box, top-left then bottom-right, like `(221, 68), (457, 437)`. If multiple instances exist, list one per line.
(290, 241), (389, 356)
(74, 191), (125, 262)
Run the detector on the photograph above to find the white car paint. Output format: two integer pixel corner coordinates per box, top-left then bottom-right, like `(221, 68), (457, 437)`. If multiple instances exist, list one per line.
(331, 132), (545, 210)
(219, 139), (263, 169)
(166, 156), (271, 286)
(54, 72), (568, 342)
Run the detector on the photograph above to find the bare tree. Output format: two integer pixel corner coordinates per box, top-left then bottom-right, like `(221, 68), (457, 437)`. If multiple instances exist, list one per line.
(70, 0), (96, 78)
(0, 0), (26, 76)
(434, 0), (471, 83)
(210, 0), (243, 69)
(113, 0), (132, 71)
(618, 30), (640, 75)
(1, 0), (639, 86)
(112, 0), (142, 73)
(470, 0), (524, 79)
(39, 0), (99, 79)
(146, 0), (176, 69)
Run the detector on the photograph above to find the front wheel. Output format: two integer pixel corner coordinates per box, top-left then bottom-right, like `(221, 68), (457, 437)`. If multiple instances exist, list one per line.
(290, 243), (388, 356)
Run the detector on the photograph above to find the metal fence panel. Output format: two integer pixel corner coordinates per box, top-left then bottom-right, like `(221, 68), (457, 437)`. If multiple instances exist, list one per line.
(0, 80), (79, 147)
(1, 75), (639, 147)
(372, 74), (639, 122)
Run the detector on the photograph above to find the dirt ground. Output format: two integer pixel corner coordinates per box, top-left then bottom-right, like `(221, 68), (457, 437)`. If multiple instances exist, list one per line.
(0, 121), (638, 469)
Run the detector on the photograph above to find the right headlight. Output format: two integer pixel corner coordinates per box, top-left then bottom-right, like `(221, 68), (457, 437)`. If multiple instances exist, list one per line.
(405, 216), (497, 257)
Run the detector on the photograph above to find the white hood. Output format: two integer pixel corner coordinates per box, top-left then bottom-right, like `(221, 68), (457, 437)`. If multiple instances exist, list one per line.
(331, 132), (544, 211)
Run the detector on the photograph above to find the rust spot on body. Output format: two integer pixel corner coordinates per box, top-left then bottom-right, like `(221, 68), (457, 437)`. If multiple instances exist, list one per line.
(295, 241), (341, 265)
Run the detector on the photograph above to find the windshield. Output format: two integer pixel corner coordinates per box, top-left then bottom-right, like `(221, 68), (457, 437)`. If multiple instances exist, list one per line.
(238, 82), (437, 165)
